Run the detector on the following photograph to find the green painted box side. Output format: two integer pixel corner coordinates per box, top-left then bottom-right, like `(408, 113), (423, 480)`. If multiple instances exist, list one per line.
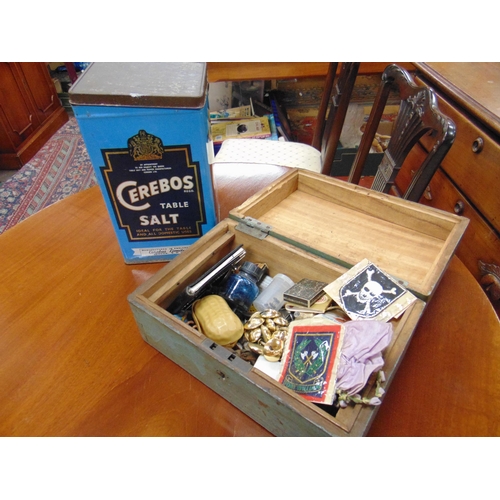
(129, 297), (353, 437)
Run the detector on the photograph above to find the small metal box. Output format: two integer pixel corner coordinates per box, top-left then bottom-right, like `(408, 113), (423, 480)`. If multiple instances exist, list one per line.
(69, 62), (216, 263)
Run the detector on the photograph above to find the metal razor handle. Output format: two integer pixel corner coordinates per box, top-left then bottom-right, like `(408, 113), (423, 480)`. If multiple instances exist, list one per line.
(186, 245), (246, 296)
(167, 245), (246, 314)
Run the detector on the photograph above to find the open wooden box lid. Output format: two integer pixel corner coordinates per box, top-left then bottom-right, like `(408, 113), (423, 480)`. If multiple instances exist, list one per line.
(228, 169), (469, 301)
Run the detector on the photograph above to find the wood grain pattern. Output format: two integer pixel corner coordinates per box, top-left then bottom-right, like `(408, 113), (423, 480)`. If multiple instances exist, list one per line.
(207, 62), (415, 83)
(130, 168), (468, 436)
(0, 187), (270, 437)
(0, 62), (68, 169)
(414, 62), (500, 137)
(130, 215), (428, 436)
(415, 79), (500, 234)
(369, 255), (500, 437)
(0, 166), (499, 436)
(412, 64), (500, 317)
(231, 169), (468, 298)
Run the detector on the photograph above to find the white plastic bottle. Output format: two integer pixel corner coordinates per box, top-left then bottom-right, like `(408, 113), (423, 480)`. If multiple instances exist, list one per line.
(258, 275), (273, 293)
(253, 273), (294, 311)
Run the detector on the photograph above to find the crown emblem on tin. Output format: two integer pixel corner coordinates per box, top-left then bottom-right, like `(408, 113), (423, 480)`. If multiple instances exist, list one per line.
(128, 130), (164, 161)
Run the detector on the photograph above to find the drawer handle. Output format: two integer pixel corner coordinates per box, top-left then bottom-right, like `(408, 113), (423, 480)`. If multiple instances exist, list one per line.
(478, 260), (500, 302)
(14, 114), (33, 136)
(454, 200), (465, 215)
(472, 137), (484, 153)
(40, 94), (55, 113)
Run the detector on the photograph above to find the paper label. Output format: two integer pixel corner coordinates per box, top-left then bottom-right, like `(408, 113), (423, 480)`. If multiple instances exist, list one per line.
(99, 129), (207, 242)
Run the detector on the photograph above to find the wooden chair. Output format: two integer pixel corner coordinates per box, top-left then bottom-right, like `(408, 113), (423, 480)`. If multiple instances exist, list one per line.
(347, 64), (456, 202)
(212, 63), (359, 176)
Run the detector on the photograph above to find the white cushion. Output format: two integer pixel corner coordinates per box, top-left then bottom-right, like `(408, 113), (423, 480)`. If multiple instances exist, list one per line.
(213, 139), (322, 173)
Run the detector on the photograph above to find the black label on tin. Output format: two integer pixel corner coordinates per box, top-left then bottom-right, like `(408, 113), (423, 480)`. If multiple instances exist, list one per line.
(100, 130), (206, 242)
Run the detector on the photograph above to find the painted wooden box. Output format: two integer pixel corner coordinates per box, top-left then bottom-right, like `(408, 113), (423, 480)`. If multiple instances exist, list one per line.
(128, 169), (468, 436)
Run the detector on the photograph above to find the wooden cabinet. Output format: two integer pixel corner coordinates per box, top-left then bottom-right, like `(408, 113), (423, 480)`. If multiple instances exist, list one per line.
(0, 62), (68, 169)
(398, 63), (500, 315)
(206, 62), (415, 82)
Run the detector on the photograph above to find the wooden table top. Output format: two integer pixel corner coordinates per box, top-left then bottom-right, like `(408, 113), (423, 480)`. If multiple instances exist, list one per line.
(206, 62), (415, 82)
(1, 165), (500, 437)
(414, 62), (500, 137)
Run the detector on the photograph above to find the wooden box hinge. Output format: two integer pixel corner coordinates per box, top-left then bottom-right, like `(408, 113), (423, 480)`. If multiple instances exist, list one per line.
(235, 217), (272, 240)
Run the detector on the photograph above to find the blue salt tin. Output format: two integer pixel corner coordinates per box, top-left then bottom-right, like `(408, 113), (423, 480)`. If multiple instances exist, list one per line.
(69, 62), (216, 264)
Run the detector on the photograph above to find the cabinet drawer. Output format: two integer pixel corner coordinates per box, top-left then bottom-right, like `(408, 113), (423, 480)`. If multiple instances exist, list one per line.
(422, 167), (500, 284)
(418, 80), (500, 234)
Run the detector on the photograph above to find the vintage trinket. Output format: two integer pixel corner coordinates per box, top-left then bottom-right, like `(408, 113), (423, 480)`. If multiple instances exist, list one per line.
(279, 323), (344, 405)
(324, 259), (417, 322)
(221, 261), (265, 315)
(283, 278), (328, 308)
(192, 295), (244, 347)
(129, 168), (468, 436)
(70, 62), (217, 264)
(242, 309), (289, 362)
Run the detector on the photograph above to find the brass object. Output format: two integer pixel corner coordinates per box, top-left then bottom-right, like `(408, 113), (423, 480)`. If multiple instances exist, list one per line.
(244, 317), (265, 330)
(274, 316), (288, 327)
(472, 137), (484, 153)
(245, 327), (262, 343)
(273, 329), (288, 341)
(261, 309), (280, 318)
(242, 309), (290, 362)
(263, 338), (284, 362)
(260, 325), (272, 343)
(479, 260), (500, 302)
(247, 342), (265, 355)
(265, 318), (276, 331)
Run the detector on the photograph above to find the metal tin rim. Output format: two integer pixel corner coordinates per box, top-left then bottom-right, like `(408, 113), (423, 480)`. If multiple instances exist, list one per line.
(68, 62), (208, 109)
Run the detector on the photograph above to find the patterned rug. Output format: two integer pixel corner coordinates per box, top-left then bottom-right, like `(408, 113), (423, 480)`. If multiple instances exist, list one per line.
(0, 117), (96, 234)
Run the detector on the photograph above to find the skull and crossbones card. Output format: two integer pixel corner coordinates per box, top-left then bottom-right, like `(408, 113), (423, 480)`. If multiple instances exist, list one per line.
(323, 259), (417, 321)
(339, 264), (404, 319)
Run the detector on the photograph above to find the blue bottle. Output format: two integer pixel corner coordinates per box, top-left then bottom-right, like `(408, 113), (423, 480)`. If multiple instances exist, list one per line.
(221, 261), (265, 315)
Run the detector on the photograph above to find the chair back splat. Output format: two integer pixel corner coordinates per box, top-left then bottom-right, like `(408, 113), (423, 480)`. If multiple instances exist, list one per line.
(212, 62), (360, 176)
(347, 64), (456, 202)
(312, 63), (338, 150)
(318, 63), (360, 176)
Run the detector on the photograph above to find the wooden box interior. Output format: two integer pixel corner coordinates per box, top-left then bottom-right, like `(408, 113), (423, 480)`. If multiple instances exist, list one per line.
(129, 170), (468, 436)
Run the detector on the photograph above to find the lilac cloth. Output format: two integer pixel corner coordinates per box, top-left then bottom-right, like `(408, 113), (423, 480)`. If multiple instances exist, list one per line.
(336, 321), (393, 395)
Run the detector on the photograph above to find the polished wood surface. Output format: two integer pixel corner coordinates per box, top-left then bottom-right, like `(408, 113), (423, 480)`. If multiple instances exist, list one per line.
(369, 254), (500, 436)
(413, 63), (500, 318)
(207, 62), (415, 82)
(0, 186), (270, 437)
(414, 62), (500, 137)
(1, 166), (499, 436)
(0, 62), (69, 169)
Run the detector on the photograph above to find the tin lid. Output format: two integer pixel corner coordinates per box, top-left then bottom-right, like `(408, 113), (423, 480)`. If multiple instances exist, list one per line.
(68, 62), (207, 109)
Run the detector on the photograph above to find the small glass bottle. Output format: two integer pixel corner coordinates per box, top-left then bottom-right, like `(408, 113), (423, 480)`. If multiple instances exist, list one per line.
(221, 261), (265, 315)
